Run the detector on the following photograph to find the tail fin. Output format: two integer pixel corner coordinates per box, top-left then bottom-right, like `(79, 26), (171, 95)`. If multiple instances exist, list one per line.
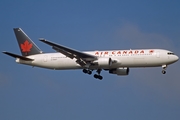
(13, 28), (42, 56)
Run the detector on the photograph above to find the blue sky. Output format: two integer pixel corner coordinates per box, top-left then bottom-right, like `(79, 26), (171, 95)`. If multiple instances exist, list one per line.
(0, 0), (180, 120)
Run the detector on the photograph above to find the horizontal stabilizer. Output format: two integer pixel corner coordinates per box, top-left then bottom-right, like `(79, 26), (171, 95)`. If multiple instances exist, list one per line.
(2, 51), (34, 61)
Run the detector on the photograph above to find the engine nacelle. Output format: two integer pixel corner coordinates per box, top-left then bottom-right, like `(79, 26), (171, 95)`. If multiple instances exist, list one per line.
(109, 67), (129, 75)
(93, 58), (112, 67)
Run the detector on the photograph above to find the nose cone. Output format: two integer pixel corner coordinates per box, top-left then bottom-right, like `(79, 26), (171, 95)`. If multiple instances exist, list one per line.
(168, 55), (179, 64)
(175, 55), (179, 62)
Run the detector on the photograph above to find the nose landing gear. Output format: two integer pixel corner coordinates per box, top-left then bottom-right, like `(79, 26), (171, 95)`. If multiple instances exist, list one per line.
(162, 65), (167, 74)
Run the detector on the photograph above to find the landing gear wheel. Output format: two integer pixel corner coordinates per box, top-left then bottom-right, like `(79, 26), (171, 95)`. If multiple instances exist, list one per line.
(83, 69), (88, 73)
(98, 76), (103, 80)
(87, 70), (92, 75)
(83, 69), (92, 75)
(94, 74), (97, 78)
(162, 70), (166, 74)
(94, 74), (103, 80)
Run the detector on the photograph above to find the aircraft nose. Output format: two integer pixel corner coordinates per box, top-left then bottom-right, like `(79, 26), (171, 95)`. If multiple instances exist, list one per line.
(173, 55), (179, 62)
(168, 55), (179, 64)
(175, 55), (179, 61)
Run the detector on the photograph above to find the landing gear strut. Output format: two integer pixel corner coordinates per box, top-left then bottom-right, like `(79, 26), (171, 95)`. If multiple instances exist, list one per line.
(94, 69), (103, 80)
(162, 65), (167, 74)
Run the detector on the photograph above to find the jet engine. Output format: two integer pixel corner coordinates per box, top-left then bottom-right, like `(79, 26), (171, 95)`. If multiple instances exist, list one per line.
(109, 67), (129, 75)
(93, 58), (112, 67)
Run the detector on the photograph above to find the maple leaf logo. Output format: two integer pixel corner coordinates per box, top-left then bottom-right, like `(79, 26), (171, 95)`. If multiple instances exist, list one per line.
(20, 40), (32, 52)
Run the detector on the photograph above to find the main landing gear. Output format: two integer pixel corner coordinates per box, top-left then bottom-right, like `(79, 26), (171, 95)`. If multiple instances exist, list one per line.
(94, 69), (103, 80)
(82, 69), (103, 80)
(162, 65), (167, 74)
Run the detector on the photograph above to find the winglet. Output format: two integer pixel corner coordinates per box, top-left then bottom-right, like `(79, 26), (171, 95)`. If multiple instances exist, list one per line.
(39, 38), (46, 42)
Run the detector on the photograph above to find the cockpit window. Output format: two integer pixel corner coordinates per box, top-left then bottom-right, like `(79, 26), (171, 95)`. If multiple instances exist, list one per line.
(167, 52), (175, 55)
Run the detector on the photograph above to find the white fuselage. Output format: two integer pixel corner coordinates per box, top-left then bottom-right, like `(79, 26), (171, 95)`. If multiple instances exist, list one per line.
(16, 49), (179, 70)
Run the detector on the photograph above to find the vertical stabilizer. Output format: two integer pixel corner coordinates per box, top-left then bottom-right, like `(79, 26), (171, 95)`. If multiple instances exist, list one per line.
(13, 28), (42, 56)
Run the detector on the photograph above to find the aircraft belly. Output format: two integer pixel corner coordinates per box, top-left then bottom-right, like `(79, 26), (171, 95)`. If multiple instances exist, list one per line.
(30, 55), (80, 70)
(55, 59), (81, 70)
(118, 56), (159, 67)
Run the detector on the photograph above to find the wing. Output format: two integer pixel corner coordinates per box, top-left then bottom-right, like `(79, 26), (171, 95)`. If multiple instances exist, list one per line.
(39, 39), (97, 66)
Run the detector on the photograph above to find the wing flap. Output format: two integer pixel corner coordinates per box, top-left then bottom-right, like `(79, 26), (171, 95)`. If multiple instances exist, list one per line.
(52, 46), (75, 59)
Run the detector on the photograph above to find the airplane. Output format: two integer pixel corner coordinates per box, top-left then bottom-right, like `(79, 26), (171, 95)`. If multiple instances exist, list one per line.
(3, 28), (179, 80)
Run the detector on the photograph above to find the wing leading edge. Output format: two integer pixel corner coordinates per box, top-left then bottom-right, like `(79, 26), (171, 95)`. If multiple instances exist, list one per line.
(39, 39), (97, 66)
